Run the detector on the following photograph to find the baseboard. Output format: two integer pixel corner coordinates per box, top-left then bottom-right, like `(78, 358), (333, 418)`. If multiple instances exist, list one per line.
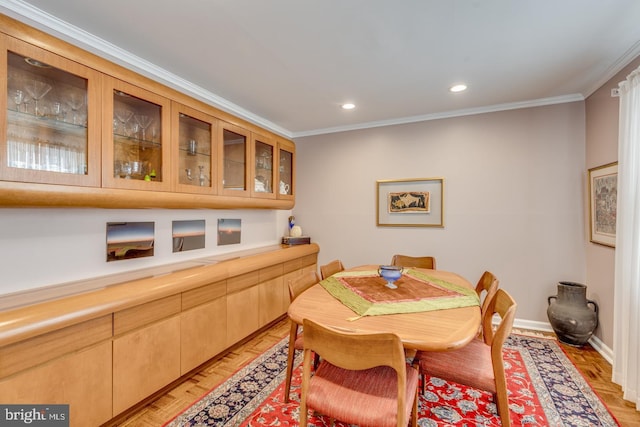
(507, 317), (613, 364)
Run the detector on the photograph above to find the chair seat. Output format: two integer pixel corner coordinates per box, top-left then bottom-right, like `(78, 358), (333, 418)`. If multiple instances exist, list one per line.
(307, 361), (419, 427)
(415, 338), (496, 394)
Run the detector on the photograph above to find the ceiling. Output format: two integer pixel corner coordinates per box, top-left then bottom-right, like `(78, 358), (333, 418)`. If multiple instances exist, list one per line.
(2, 0), (640, 138)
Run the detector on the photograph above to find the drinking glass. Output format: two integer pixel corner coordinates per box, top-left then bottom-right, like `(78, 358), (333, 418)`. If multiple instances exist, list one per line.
(134, 114), (153, 141)
(64, 90), (86, 125)
(23, 80), (52, 116)
(114, 109), (134, 136)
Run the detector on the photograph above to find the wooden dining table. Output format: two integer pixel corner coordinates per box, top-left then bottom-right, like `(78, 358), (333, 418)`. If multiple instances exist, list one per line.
(287, 265), (481, 352)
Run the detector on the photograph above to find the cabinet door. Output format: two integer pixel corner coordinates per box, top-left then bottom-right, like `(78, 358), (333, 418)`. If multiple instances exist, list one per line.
(102, 76), (171, 191)
(277, 138), (295, 200)
(218, 121), (250, 197)
(0, 341), (113, 427)
(0, 34), (101, 186)
(251, 132), (276, 199)
(113, 316), (181, 415)
(226, 285), (259, 346)
(171, 102), (218, 194)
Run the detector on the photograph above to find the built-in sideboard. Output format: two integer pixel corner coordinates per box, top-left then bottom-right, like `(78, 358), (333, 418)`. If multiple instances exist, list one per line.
(0, 243), (319, 426)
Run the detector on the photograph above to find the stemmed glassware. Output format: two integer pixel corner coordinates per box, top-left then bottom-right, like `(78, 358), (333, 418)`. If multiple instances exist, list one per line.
(64, 90), (86, 125)
(114, 109), (134, 136)
(23, 79), (52, 116)
(134, 114), (153, 141)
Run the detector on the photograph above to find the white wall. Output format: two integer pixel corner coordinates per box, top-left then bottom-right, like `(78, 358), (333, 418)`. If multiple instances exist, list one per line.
(293, 102), (586, 324)
(0, 208), (292, 296)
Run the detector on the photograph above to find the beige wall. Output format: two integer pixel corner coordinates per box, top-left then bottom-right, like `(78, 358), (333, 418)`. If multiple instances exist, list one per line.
(294, 102), (586, 328)
(585, 56), (640, 347)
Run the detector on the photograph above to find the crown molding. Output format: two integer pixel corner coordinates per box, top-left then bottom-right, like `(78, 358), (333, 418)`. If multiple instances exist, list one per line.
(292, 94), (584, 138)
(0, 0), (293, 139)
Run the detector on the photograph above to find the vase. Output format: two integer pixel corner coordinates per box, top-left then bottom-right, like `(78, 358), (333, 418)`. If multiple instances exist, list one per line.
(547, 281), (599, 347)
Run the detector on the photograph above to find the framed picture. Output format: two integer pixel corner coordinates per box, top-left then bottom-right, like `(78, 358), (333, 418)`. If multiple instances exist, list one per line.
(376, 178), (444, 227)
(588, 162), (617, 247)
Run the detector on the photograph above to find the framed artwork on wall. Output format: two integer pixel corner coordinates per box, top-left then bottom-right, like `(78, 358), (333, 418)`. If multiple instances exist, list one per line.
(588, 162), (617, 248)
(376, 177), (444, 227)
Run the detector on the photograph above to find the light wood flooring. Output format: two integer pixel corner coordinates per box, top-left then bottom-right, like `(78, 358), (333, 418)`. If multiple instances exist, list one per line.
(106, 317), (640, 427)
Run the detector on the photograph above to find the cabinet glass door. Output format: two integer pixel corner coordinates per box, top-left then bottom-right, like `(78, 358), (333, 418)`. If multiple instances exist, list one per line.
(103, 77), (170, 191)
(251, 133), (275, 199)
(277, 139), (295, 199)
(172, 102), (217, 194)
(218, 122), (250, 196)
(1, 35), (101, 186)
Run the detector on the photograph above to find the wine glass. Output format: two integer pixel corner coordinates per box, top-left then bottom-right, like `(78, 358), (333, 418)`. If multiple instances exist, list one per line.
(64, 90), (86, 125)
(134, 114), (153, 141)
(23, 79), (52, 116)
(114, 109), (134, 136)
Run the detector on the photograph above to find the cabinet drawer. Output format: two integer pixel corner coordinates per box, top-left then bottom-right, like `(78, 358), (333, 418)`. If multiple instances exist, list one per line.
(227, 270), (259, 294)
(182, 280), (226, 310)
(114, 294), (181, 335)
(0, 314), (112, 378)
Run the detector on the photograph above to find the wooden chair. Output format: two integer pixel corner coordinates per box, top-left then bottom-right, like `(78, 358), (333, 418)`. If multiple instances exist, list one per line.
(391, 254), (436, 270)
(300, 319), (419, 427)
(320, 259), (345, 279)
(476, 271), (500, 339)
(284, 270), (321, 403)
(412, 289), (517, 427)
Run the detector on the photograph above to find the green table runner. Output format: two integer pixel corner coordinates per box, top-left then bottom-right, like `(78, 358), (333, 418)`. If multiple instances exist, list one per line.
(320, 269), (479, 317)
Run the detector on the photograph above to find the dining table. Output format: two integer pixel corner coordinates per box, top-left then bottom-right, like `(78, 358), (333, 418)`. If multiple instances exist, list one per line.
(287, 265), (481, 352)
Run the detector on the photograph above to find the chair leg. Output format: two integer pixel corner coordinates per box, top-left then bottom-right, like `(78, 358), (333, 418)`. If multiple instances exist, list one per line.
(494, 390), (511, 427)
(411, 390), (418, 427)
(284, 322), (298, 403)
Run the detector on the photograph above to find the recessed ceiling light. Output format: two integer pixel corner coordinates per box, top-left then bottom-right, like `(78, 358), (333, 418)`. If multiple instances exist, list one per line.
(341, 103), (355, 110)
(449, 84), (467, 93)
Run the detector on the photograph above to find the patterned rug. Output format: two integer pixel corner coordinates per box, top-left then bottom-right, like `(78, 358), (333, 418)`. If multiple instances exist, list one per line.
(163, 334), (619, 426)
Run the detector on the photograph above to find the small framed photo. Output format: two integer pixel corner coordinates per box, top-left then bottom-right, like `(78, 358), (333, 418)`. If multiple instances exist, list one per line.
(376, 178), (444, 227)
(588, 162), (617, 247)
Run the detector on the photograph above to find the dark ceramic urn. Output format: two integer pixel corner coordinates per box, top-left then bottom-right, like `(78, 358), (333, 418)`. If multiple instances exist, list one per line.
(547, 281), (599, 347)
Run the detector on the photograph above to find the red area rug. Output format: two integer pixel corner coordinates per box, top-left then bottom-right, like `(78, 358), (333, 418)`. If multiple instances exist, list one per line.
(163, 334), (619, 426)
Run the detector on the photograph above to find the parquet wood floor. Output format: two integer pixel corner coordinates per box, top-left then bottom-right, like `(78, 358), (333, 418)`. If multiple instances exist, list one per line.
(105, 317), (640, 427)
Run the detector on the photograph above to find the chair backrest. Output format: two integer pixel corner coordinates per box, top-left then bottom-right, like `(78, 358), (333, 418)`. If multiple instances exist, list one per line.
(481, 288), (517, 351)
(301, 319), (409, 425)
(475, 271), (499, 319)
(288, 270), (320, 302)
(320, 259), (345, 280)
(391, 254), (436, 270)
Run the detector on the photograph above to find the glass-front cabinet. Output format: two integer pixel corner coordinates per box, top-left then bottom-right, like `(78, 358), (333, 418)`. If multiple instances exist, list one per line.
(251, 132), (276, 199)
(0, 34), (101, 186)
(218, 122), (250, 197)
(277, 138), (295, 200)
(172, 102), (217, 194)
(102, 76), (171, 191)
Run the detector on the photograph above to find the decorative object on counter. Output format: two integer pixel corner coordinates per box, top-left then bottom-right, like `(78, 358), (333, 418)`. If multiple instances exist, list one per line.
(282, 236), (311, 245)
(106, 221), (155, 262)
(217, 218), (241, 246)
(290, 225), (302, 237)
(547, 281), (599, 346)
(378, 265), (403, 289)
(172, 219), (205, 252)
(288, 215), (295, 232)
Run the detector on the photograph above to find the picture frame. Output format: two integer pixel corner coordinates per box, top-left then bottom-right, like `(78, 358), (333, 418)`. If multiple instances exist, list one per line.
(588, 162), (617, 247)
(376, 177), (444, 227)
